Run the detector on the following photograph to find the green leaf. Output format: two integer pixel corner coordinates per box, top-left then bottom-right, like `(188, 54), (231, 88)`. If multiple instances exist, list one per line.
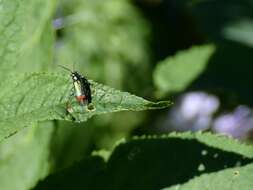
(223, 19), (253, 48)
(189, 1), (253, 44)
(0, 0), (56, 78)
(163, 163), (253, 190)
(49, 121), (98, 170)
(0, 122), (53, 190)
(153, 45), (215, 95)
(160, 132), (253, 158)
(0, 73), (171, 142)
(34, 156), (106, 190)
(17, 21), (55, 72)
(33, 132), (253, 190)
(0, 0), (25, 74)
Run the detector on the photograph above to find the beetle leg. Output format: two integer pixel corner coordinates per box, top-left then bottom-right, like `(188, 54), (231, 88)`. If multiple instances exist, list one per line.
(65, 87), (75, 105)
(69, 87), (75, 97)
(65, 101), (77, 121)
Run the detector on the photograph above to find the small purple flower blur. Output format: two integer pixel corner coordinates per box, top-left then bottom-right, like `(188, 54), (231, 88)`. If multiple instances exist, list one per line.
(53, 18), (65, 30)
(163, 92), (220, 132)
(213, 105), (253, 139)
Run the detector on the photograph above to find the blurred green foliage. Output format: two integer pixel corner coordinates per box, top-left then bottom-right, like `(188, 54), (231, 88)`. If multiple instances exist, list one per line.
(56, 0), (151, 94)
(1, 0), (253, 190)
(153, 45), (215, 96)
(0, 122), (53, 190)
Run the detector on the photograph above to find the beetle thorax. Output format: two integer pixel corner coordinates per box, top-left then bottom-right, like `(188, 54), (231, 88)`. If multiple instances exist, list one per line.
(71, 73), (78, 81)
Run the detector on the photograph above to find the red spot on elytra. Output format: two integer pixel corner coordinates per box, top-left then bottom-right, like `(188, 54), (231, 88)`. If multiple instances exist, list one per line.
(76, 95), (86, 104)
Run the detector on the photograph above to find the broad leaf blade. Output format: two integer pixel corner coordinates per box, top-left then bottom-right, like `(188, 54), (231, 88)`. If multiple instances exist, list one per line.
(164, 163), (253, 190)
(33, 132), (253, 190)
(0, 0), (56, 77)
(153, 45), (215, 95)
(0, 73), (171, 141)
(223, 19), (253, 47)
(162, 132), (253, 158)
(0, 122), (53, 190)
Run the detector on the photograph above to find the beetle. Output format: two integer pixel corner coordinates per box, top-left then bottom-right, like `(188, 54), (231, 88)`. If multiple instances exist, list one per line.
(58, 65), (92, 106)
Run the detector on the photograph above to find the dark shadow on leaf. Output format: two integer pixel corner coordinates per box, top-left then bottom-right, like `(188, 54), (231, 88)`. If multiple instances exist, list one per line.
(33, 138), (252, 190)
(34, 156), (106, 190)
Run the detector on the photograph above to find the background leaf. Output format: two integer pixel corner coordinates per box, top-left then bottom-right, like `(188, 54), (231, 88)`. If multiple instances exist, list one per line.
(34, 132), (253, 190)
(164, 163), (253, 190)
(153, 45), (215, 96)
(223, 19), (253, 47)
(0, 0), (56, 78)
(165, 132), (253, 158)
(190, 0), (253, 43)
(0, 122), (53, 190)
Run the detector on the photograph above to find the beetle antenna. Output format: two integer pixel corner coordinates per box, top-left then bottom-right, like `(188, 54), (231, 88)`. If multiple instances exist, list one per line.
(58, 64), (73, 73)
(73, 62), (76, 71)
